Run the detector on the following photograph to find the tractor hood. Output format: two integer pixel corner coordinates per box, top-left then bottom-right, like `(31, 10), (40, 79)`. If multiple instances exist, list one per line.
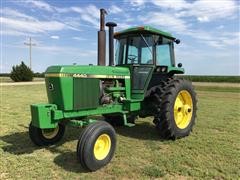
(45, 65), (130, 78)
(44, 65), (130, 111)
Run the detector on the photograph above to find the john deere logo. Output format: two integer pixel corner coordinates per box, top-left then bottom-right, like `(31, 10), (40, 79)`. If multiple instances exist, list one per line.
(49, 83), (54, 90)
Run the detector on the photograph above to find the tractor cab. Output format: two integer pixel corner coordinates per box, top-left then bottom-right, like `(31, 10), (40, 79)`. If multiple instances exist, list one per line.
(114, 26), (183, 98)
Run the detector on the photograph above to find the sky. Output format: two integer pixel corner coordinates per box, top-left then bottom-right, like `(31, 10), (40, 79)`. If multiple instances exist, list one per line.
(1, 0), (240, 75)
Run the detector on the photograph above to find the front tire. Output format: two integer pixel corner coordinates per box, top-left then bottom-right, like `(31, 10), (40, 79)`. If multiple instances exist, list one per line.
(77, 121), (116, 171)
(152, 78), (197, 139)
(29, 123), (65, 146)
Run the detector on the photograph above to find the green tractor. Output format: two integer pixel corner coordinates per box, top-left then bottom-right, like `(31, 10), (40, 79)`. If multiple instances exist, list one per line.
(29, 9), (197, 171)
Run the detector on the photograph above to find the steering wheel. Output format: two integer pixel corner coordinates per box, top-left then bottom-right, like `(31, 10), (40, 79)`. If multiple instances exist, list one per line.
(128, 54), (138, 63)
(146, 59), (153, 64)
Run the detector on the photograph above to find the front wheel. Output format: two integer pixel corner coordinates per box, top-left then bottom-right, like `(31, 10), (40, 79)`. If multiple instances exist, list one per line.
(77, 121), (116, 171)
(29, 123), (65, 146)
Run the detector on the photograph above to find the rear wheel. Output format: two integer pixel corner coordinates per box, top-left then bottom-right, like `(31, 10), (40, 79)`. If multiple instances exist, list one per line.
(151, 78), (197, 139)
(77, 121), (116, 171)
(29, 123), (65, 146)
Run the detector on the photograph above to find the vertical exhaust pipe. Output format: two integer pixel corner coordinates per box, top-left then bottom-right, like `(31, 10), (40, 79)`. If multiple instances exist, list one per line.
(98, 9), (107, 66)
(106, 22), (117, 66)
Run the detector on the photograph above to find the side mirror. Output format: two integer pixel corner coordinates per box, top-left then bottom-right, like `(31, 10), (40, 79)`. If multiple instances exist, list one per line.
(177, 63), (182, 68)
(175, 39), (181, 44)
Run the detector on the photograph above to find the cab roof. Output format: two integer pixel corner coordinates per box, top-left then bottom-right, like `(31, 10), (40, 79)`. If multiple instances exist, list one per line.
(114, 26), (175, 39)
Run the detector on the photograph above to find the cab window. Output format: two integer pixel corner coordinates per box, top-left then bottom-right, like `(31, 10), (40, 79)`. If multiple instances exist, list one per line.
(115, 38), (127, 65)
(156, 44), (171, 66)
(115, 35), (154, 65)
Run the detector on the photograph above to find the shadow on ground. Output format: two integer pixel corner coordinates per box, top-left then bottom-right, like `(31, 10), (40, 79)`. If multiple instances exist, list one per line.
(53, 151), (88, 173)
(0, 122), (162, 155)
(0, 117), (164, 173)
(115, 119), (162, 141)
(0, 126), (82, 155)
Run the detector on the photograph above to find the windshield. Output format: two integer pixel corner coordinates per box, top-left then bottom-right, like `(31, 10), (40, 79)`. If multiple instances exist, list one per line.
(115, 34), (154, 65)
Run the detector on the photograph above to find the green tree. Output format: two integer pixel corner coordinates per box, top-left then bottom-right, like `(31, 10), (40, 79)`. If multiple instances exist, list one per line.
(10, 61), (34, 82)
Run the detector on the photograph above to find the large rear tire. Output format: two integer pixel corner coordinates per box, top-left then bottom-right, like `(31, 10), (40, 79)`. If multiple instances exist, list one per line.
(77, 121), (116, 171)
(151, 78), (197, 139)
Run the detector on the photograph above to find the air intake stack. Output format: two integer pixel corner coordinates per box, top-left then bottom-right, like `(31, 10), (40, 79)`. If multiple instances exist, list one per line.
(97, 9), (107, 66)
(106, 22), (117, 66)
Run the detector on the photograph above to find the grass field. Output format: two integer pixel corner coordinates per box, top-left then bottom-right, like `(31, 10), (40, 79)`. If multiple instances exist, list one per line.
(180, 75), (240, 83)
(1, 75), (240, 83)
(0, 84), (239, 179)
(0, 77), (44, 83)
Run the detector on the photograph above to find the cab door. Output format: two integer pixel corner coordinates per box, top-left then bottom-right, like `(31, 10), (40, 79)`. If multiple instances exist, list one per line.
(125, 35), (155, 99)
(131, 65), (154, 90)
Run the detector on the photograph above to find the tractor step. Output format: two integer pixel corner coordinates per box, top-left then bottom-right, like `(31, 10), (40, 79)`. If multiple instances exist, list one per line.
(124, 123), (135, 127)
(68, 119), (97, 127)
(123, 114), (135, 127)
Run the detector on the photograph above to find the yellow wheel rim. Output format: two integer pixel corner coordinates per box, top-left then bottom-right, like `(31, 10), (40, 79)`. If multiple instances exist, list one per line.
(41, 126), (59, 139)
(174, 90), (193, 129)
(94, 134), (111, 160)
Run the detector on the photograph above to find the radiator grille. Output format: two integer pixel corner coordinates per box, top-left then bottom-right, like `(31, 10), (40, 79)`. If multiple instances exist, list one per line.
(73, 78), (100, 110)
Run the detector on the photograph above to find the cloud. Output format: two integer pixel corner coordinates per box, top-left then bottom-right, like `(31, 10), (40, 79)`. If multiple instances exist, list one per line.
(139, 12), (188, 32)
(1, 30), (34, 37)
(50, 36), (59, 39)
(1, 8), (82, 36)
(35, 45), (97, 57)
(16, 1), (100, 28)
(116, 22), (135, 31)
(197, 16), (209, 22)
(152, 0), (189, 10)
(138, 10), (239, 49)
(216, 25), (224, 30)
(80, 14), (99, 28)
(183, 0), (237, 22)
(85, 5), (99, 19)
(74, 5), (99, 28)
(109, 5), (123, 14)
(23, 0), (54, 12)
(125, 0), (146, 7)
(55, 5), (100, 28)
(72, 37), (86, 41)
(134, 0), (238, 49)
(2, 7), (36, 20)
(126, 0), (238, 22)
(1, 17), (66, 33)
(185, 30), (240, 48)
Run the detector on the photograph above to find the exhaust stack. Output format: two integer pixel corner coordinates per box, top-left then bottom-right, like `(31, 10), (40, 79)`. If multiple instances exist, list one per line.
(106, 22), (117, 66)
(97, 9), (107, 66)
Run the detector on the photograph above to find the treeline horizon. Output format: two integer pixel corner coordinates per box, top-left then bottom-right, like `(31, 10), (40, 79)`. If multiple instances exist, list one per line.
(1, 73), (239, 83)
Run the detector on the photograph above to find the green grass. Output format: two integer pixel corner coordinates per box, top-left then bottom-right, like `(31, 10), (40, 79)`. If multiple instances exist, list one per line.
(195, 86), (240, 93)
(180, 75), (240, 83)
(0, 84), (240, 179)
(0, 77), (14, 83)
(183, 75), (240, 83)
(1, 74), (240, 83)
(0, 77), (44, 83)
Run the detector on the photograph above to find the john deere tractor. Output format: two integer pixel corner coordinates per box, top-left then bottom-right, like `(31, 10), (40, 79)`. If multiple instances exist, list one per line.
(29, 9), (197, 171)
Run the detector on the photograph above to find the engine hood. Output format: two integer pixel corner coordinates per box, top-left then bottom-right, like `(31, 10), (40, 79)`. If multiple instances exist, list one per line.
(45, 65), (130, 78)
